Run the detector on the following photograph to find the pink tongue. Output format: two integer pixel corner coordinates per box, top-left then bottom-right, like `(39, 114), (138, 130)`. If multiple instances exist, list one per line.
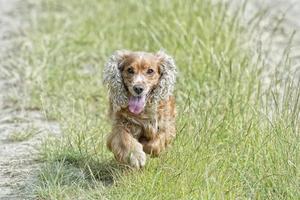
(128, 96), (146, 114)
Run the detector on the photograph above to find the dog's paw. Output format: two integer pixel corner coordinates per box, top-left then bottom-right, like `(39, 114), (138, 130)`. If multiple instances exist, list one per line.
(128, 145), (146, 169)
(142, 138), (163, 156)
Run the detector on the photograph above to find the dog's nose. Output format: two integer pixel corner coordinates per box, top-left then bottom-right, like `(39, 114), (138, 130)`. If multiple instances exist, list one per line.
(133, 86), (144, 95)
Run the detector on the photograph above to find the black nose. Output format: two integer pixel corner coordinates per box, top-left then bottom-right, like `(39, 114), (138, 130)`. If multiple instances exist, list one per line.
(133, 86), (144, 95)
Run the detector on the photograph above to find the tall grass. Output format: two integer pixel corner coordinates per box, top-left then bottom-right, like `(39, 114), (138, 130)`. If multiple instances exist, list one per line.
(21, 0), (299, 199)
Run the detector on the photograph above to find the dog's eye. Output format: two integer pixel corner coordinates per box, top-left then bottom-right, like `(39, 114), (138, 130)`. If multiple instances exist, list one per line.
(127, 67), (134, 74)
(147, 68), (154, 74)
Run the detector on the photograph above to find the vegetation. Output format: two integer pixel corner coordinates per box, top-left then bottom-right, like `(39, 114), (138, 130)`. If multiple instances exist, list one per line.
(8, 126), (39, 142)
(20, 0), (299, 199)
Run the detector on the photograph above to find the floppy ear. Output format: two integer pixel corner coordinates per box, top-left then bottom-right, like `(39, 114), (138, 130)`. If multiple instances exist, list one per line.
(152, 50), (177, 103)
(103, 50), (130, 112)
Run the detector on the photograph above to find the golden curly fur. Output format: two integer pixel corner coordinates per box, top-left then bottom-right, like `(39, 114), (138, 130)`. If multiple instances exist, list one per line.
(103, 50), (177, 168)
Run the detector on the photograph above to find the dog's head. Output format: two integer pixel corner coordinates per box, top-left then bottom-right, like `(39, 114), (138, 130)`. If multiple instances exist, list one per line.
(103, 50), (176, 114)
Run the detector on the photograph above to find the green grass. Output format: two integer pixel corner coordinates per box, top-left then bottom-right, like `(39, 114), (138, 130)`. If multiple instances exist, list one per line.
(8, 126), (39, 142)
(20, 0), (300, 199)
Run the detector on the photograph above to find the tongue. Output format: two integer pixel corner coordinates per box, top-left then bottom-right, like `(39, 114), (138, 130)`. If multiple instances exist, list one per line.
(128, 96), (146, 114)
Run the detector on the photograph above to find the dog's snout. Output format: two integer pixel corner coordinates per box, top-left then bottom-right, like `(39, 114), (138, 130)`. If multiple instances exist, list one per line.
(133, 85), (144, 95)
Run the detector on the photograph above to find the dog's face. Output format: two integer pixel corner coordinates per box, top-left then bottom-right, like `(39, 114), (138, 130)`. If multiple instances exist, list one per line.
(120, 53), (161, 114)
(103, 50), (176, 115)
(121, 53), (161, 97)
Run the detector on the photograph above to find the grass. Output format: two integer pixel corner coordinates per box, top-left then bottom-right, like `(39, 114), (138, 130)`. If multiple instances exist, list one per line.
(19, 0), (299, 199)
(8, 126), (39, 142)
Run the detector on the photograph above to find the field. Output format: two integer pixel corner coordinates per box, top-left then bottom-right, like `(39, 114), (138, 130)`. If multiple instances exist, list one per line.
(20, 0), (299, 199)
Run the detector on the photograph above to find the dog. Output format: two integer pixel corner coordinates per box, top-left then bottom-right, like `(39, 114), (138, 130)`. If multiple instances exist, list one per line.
(103, 50), (177, 168)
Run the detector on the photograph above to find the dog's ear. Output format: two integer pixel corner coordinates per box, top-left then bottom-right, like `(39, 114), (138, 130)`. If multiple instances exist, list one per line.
(152, 50), (177, 103)
(103, 50), (131, 112)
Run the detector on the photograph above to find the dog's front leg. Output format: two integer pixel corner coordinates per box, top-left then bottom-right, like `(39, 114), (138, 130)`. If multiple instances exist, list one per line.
(107, 125), (146, 169)
(143, 118), (159, 140)
(142, 133), (166, 156)
(142, 123), (176, 156)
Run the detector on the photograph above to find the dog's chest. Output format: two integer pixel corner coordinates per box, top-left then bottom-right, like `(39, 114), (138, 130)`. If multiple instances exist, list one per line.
(121, 108), (159, 139)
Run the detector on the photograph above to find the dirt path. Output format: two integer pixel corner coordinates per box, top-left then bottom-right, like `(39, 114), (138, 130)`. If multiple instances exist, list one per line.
(243, 0), (300, 83)
(0, 1), (60, 199)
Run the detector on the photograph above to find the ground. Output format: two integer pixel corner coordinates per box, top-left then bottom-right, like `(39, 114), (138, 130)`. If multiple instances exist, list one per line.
(0, 1), (59, 199)
(0, 0), (299, 199)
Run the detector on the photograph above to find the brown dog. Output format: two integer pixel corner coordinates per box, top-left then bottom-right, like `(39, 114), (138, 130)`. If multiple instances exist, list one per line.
(103, 50), (177, 168)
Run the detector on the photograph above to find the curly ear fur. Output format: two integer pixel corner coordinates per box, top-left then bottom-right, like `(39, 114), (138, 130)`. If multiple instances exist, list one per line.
(103, 50), (130, 112)
(152, 50), (177, 103)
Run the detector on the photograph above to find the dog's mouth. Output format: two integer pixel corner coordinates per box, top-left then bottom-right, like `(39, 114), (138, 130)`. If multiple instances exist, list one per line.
(128, 95), (146, 115)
